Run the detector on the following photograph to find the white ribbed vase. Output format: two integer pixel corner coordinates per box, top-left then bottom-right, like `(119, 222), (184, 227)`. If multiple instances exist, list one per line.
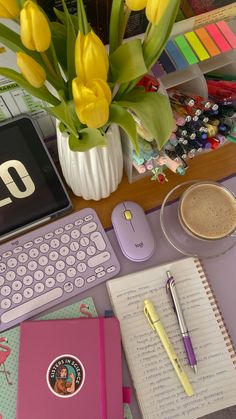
(57, 123), (123, 200)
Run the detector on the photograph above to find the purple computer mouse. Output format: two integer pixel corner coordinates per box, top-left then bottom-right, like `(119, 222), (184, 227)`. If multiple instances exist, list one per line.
(111, 201), (155, 262)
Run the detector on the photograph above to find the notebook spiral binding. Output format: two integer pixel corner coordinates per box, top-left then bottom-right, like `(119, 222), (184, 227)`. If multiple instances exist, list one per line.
(194, 258), (236, 367)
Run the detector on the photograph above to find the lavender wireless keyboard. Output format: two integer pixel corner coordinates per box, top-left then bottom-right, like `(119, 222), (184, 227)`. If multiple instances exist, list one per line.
(0, 208), (120, 332)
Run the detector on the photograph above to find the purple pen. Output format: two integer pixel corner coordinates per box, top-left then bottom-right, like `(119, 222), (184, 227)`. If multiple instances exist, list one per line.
(166, 271), (197, 373)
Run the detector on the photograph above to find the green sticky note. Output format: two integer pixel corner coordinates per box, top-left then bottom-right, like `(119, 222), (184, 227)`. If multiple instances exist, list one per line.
(174, 35), (199, 65)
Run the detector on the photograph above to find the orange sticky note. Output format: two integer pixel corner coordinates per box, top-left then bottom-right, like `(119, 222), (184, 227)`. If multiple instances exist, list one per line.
(195, 27), (220, 57)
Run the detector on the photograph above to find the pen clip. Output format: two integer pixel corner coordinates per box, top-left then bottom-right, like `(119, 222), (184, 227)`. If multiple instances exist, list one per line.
(166, 275), (176, 313)
(144, 306), (155, 330)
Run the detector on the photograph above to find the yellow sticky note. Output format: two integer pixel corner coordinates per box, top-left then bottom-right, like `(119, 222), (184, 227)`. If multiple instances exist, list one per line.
(185, 31), (210, 61)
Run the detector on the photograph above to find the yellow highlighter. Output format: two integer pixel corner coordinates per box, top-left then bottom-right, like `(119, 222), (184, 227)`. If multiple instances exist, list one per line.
(144, 299), (194, 397)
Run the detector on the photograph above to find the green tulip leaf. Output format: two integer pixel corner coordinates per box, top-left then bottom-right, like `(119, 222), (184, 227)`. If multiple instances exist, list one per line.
(60, 0), (77, 98)
(117, 90), (173, 150)
(53, 8), (79, 31)
(109, 39), (147, 84)
(45, 99), (79, 137)
(0, 67), (60, 106)
(109, 0), (125, 53)
(50, 22), (67, 72)
(69, 128), (107, 152)
(109, 103), (138, 154)
(143, 0), (180, 70)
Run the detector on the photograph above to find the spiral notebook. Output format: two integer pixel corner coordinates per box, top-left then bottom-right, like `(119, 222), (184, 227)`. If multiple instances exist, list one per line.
(107, 257), (236, 419)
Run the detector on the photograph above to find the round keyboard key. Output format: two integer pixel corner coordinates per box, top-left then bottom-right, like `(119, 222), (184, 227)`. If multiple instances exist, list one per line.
(45, 277), (55, 288)
(18, 252), (28, 263)
(56, 272), (66, 283)
(23, 288), (34, 299)
(23, 275), (33, 286)
(49, 251), (59, 261)
(70, 241), (79, 252)
(55, 228), (63, 235)
(1, 285), (11, 296)
(67, 267), (76, 278)
(70, 229), (80, 239)
(75, 219), (83, 226)
(59, 246), (69, 257)
(12, 280), (22, 291)
(0, 276), (4, 286)
(28, 261), (38, 271)
(40, 243), (49, 253)
(80, 237), (89, 247)
(38, 256), (48, 266)
(34, 283), (45, 293)
(0, 263), (6, 273)
(6, 271), (16, 282)
(34, 270), (44, 281)
(12, 293), (23, 304)
(97, 271), (105, 278)
(50, 238), (60, 249)
(77, 262), (86, 273)
(87, 275), (96, 283)
(45, 265), (55, 276)
(1, 298), (11, 309)
(61, 234), (70, 244)
(16, 266), (27, 276)
(87, 246), (96, 256)
(7, 257), (17, 268)
(64, 282), (74, 293)
(75, 277), (85, 288)
(55, 260), (65, 271)
(66, 255), (75, 266)
(76, 250), (86, 261)
(13, 246), (23, 254)
(29, 248), (39, 258)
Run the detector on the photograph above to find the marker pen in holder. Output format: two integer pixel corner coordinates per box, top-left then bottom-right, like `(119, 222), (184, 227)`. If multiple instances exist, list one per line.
(168, 90), (195, 107)
(198, 114), (209, 123)
(216, 133), (226, 144)
(218, 122), (231, 135)
(157, 154), (186, 175)
(207, 137), (220, 149)
(174, 143), (187, 159)
(132, 161), (146, 174)
(205, 123), (218, 137)
(219, 106), (236, 118)
(190, 139), (203, 152)
(186, 106), (202, 116)
(132, 151), (144, 165)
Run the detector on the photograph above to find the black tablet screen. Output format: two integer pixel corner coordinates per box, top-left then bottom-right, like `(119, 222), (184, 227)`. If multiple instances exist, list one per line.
(0, 117), (71, 237)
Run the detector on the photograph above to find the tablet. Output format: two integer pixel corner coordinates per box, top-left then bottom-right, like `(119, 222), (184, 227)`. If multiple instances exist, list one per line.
(0, 115), (72, 241)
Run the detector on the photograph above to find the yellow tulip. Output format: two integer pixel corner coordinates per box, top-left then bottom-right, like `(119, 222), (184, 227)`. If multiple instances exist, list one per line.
(17, 52), (46, 88)
(125, 0), (147, 11)
(146, 0), (169, 25)
(20, 1), (51, 52)
(0, 0), (19, 19)
(75, 31), (109, 83)
(72, 77), (111, 128)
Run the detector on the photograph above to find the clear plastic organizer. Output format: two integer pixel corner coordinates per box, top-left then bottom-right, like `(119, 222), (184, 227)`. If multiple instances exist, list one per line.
(121, 49), (236, 183)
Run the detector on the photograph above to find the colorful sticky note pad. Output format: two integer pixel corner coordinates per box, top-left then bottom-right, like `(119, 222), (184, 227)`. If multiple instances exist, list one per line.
(174, 35), (199, 65)
(184, 31), (210, 61)
(195, 27), (220, 57)
(158, 50), (176, 73)
(205, 23), (232, 52)
(216, 20), (236, 49)
(166, 40), (188, 70)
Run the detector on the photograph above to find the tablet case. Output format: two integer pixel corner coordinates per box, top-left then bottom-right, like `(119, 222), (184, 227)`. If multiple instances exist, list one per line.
(16, 318), (123, 419)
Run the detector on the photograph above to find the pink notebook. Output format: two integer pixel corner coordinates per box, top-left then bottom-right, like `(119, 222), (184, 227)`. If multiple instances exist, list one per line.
(16, 317), (123, 419)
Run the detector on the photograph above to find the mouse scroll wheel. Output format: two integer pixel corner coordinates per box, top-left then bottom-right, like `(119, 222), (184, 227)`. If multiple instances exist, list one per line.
(124, 210), (132, 220)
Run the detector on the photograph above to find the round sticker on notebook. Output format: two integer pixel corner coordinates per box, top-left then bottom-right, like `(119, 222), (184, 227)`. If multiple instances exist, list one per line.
(46, 354), (85, 398)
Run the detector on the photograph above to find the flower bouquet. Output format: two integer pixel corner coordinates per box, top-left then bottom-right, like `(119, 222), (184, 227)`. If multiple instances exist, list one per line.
(0, 0), (180, 199)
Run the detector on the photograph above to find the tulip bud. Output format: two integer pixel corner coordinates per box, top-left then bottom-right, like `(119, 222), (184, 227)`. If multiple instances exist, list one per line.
(20, 1), (51, 52)
(125, 0), (147, 11)
(17, 52), (46, 88)
(75, 31), (109, 83)
(0, 0), (19, 19)
(72, 77), (111, 128)
(146, 0), (168, 25)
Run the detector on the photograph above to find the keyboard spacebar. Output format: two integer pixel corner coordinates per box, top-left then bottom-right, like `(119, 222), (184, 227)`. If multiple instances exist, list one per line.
(1, 288), (63, 323)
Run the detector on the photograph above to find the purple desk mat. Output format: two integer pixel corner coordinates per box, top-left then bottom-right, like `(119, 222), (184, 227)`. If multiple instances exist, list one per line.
(85, 175), (236, 419)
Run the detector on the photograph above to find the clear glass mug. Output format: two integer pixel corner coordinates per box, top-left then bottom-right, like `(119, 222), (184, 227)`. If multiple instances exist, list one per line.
(177, 180), (236, 241)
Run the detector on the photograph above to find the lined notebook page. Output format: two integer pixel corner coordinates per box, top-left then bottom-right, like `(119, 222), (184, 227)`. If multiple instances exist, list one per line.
(107, 257), (236, 419)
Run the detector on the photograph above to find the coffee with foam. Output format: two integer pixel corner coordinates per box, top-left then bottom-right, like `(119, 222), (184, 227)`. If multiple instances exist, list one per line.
(179, 182), (236, 240)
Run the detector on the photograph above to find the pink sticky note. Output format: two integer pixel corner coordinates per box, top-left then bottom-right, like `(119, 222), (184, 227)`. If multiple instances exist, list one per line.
(216, 20), (236, 49)
(205, 23), (232, 52)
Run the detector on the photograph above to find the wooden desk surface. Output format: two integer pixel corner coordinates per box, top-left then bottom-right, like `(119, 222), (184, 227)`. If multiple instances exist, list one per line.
(69, 143), (236, 229)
